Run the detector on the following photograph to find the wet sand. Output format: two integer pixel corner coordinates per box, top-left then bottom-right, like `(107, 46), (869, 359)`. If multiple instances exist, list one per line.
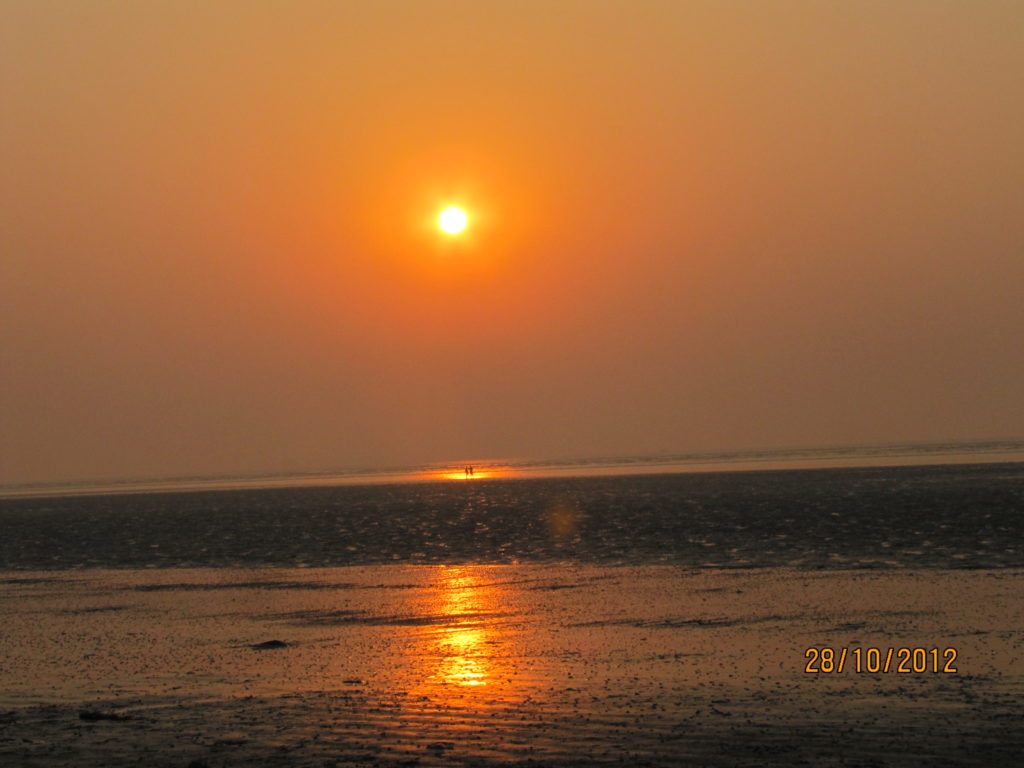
(1, 565), (1021, 766)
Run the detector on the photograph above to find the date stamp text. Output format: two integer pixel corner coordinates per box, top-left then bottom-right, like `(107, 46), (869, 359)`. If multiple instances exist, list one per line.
(804, 647), (958, 674)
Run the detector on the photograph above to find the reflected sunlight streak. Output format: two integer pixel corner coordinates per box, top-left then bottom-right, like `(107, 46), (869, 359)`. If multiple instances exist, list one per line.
(409, 566), (515, 693)
(432, 466), (509, 482)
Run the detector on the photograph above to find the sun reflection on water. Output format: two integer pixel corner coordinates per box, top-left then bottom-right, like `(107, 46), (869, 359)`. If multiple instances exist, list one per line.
(436, 626), (488, 686)
(411, 566), (514, 693)
(432, 466), (509, 481)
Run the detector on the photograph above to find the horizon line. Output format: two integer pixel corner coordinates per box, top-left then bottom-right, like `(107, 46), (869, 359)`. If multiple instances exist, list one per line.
(3, 437), (1023, 501)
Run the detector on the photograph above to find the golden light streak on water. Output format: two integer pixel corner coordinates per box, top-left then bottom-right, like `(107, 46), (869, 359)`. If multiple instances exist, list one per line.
(406, 566), (516, 695)
(431, 465), (510, 481)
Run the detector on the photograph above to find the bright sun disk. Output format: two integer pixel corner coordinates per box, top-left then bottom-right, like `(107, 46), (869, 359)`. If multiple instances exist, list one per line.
(438, 206), (468, 234)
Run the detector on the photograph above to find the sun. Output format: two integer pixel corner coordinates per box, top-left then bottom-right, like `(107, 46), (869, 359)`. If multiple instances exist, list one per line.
(438, 206), (468, 234)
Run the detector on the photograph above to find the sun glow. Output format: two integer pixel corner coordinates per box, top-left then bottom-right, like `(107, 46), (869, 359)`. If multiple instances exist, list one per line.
(435, 464), (507, 481)
(438, 206), (468, 234)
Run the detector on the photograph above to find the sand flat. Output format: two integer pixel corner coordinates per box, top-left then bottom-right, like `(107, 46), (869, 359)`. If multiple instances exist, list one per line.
(1, 565), (1021, 766)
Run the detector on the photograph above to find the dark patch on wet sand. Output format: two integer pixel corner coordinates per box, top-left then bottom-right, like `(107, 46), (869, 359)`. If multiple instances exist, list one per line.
(571, 613), (800, 629)
(62, 605), (133, 615)
(79, 709), (132, 721)
(250, 640), (289, 650)
(130, 580), (359, 592)
(262, 608), (519, 627)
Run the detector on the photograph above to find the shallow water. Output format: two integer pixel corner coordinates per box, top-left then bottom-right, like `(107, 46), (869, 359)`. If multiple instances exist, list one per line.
(1, 462), (1022, 570)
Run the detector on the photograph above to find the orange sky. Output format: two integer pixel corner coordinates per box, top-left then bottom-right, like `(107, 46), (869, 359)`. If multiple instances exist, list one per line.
(2, 1), (1023, 484)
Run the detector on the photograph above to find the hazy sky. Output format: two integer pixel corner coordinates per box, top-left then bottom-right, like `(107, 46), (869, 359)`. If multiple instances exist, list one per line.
(2, 1), (1022, 485)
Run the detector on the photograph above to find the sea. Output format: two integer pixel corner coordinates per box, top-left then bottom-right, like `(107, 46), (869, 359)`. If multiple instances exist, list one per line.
(1, 440), (1022, 571)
